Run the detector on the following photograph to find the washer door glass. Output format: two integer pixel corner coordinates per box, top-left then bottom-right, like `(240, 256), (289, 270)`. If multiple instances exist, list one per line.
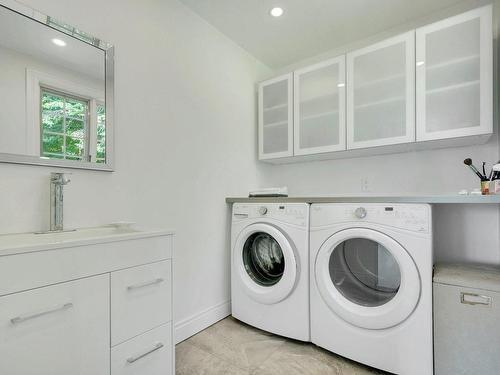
(243, 232), (285, 286)
(330, 238), (401, 307)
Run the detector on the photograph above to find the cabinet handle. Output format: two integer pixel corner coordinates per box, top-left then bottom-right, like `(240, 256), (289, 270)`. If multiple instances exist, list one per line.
(126, 342), (164, 364)
(127, 278), (164, 291)
(460, 292), (492, 307)
(10, 302), (74, 324)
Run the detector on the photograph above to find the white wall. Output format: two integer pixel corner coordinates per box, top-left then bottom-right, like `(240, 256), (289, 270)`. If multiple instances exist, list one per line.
(259, 0), (500, 265)
(0, 0), (270, 340)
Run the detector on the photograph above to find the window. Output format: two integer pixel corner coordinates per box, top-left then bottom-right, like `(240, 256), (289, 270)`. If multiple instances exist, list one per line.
(40, 88), (106, 162)
(41, 89), (89, 161)
(96, 103), (106, 163)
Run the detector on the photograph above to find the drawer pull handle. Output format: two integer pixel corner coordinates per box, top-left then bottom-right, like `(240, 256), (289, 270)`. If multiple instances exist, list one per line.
(10, 302), (73, 324)
(127, 278), (164, 291)
(126, 342), (164, 364)
(461, 292), (492, 307)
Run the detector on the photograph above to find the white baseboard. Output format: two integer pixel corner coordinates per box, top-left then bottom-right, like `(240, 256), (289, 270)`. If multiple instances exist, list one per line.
(174, 300), (231, 344)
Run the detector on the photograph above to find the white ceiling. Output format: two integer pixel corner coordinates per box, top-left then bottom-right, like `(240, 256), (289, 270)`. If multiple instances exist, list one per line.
(179, 0), (469, 68)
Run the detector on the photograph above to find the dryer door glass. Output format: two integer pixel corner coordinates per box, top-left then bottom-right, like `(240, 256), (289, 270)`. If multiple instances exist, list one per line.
(329, 238), (401, 307)
(243, 232), (285, 287)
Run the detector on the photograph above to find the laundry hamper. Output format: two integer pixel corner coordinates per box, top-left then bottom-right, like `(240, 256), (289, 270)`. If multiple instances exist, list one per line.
(433, 263), (500, 375)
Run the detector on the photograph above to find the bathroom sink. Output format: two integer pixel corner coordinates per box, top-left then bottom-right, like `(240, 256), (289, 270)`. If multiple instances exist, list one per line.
(0, 223), (172, 256)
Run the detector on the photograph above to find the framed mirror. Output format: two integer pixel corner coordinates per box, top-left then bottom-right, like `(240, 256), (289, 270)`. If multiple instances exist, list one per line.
(0, 0), (114, 171)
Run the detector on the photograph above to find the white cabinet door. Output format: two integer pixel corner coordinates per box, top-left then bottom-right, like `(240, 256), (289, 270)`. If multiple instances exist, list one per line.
(258, 73), (293, 159)
(111, 260), (172, 346)
(416, 5), (492, 141)
(0, 275), (109, 375)
(111, 323), (172, 375)
(347, 32), (415, 149)
(294, 57), (346, 155)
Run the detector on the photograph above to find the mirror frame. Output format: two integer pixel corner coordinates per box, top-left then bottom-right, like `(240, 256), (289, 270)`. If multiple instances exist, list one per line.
(0, 0), (115, 171)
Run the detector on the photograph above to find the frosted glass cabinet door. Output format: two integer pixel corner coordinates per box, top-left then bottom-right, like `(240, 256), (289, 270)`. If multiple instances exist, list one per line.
(258, 73), (293, 160)
(294, 57), (346, 155)
(416, 6), (492, 141)
(347, 32), (415, 149)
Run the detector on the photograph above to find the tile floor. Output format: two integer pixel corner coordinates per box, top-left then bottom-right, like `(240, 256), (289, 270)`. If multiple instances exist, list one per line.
(176, 316), (386, 375)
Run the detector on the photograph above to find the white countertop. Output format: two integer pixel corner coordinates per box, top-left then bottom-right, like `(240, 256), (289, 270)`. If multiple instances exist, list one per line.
(0, 225), (175, 257)
(226, 195), (500, 204)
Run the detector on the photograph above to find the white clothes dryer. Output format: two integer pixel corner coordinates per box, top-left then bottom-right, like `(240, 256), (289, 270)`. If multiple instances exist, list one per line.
(310, 204), (433, 375)
(231, 203), (309, 341)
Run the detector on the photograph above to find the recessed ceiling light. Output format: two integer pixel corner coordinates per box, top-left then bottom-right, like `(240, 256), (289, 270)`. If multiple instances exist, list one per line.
(270, 7), (284, 17)
(52, 38), (66, 47)
(416, 61), (425, 67)
(337, 83), (345, 88)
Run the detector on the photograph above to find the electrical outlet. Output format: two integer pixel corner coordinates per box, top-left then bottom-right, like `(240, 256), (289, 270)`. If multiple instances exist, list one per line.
(361, 178), (371, 192)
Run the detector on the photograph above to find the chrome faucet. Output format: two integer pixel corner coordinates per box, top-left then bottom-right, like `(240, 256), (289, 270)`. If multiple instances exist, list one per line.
(49, 173), (71, 232)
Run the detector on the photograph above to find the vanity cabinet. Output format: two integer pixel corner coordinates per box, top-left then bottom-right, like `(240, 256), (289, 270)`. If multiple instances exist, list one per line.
(294, 57), (346, 155)
(416, 6), (492, 141)
(0, 229), (174, 375)
(258, 73), (293, 159)
(347, 32), (415, 149)
(258, 5), (492, 163)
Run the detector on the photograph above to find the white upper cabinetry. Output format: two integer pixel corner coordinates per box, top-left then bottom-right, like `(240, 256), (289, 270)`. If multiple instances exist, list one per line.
(416, 6), (492, 141)
(258, 73), (293, 159)
(294, 57), (346, 155)
(347, 32), (415, 149)
(257, 5), (493, 163)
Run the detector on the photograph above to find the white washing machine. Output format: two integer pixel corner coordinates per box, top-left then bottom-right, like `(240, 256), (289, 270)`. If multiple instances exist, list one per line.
(231, 203), (309, 341)
(310, 204), (433, 375)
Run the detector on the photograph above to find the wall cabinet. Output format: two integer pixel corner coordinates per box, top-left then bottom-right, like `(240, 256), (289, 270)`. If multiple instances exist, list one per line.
(258, 73), (293, 159)
(416, 6), (492, 141)
(294, 57), (346, 155)
(258, 5), (492, 163)
(0, 231), (174, 375)
(347, 32), (415, 149)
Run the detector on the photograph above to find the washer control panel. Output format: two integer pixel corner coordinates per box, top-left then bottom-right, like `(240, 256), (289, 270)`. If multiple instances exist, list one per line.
(233, 203), (308, 227)
(311, 204), (430, 233)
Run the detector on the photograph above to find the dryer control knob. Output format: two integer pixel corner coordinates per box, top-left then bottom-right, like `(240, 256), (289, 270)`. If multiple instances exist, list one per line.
(354, 207), (367, 219)
(259, 206), (268, 215)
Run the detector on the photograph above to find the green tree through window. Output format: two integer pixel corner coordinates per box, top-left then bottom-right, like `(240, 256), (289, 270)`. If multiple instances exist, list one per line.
(96, 103), (106, 163)
(41, 89), (89, 160)
(41, 88), (106, 163)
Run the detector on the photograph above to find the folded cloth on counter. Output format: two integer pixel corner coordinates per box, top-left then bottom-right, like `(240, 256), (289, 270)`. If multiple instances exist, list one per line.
(249, 187), (288, 197)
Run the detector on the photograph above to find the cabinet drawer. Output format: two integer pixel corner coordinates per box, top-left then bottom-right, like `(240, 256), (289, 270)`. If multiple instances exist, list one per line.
(111, 260), (172, 345)
(0, 275), (109, 375)
(111, 323), (173, 375)
(0, 234), (173, 297)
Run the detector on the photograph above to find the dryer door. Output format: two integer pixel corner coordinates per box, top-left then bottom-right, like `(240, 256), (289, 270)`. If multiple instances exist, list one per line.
(234, 223), (297, 305)
(315, 228), (420, 329)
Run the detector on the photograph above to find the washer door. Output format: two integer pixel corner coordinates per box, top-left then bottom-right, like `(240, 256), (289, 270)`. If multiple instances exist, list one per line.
(234, 223), (297, 305)
(315, 228), (420, 329)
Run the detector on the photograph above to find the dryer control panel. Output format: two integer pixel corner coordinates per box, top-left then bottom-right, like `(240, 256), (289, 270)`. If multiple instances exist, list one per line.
(233, 203), (308, 227)
(311, 203), (431, 233)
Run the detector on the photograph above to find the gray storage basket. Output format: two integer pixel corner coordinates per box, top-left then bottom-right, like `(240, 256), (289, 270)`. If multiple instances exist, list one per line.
(433, 263), (500, 375)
